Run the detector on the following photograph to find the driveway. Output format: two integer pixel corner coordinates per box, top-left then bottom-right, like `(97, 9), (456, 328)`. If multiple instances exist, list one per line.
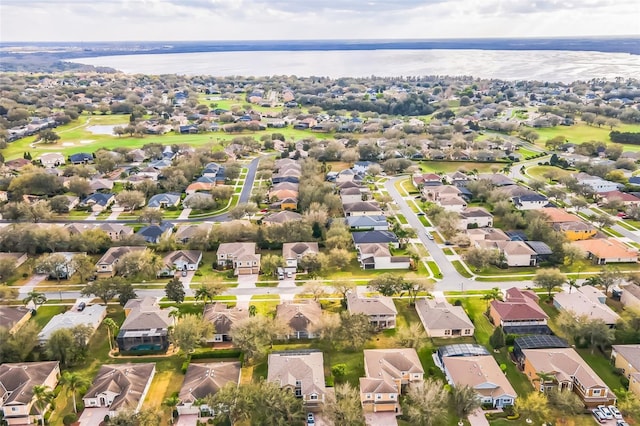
(175, 414), (199, 426)
(78, 407), (109, 426)
(364, 412), (398, 426)
(18, 274), (48, 298)
(468, 409), (490, 426)
(237, 274), (258, 289)
(180, 270), (196, 296)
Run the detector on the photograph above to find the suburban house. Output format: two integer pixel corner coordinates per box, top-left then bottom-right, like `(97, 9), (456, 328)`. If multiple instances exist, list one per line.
(275, 301), (323, 339)
(282, 242), (319, 272)
(68, 152), (94, 164)
(356, 243), (411, 270)
(136, 222), (174, 244)
(360, 348), (424, 413)
(88, 178), (114, 192)
(38, 304), (106, 345)
(96, 246), (146, 274)
(415, 298), (474, 338)
(116, 297), (175, 353)
(600, 190), (640, 206)
(467, 227), (510, 244)
(80, 193), (115, 212)
(572, 238), (639, 264)
(553, 285), (620, 326)
(0, 252), (28, 268)
(489, 287), (550, 334)
(159, 250), (202, 276)
(521, 347), (616, 407)
(611, 345), (640, 398)
(177, 362), (242, 416)
(573, 173), (623, 193)
(345, 215), (389, 231)
(352, 230), (399, 249)
(412, 173), (442, 188)
(513, 193), (550, 210)
(512, 335), (570, 366)
(0, 361), (60, 425)
(98, 223), (134, 241)
(477, 240), (538, 267)
(39, 152), (65, 168)
(438, 345), (517, 408)
(147, 193), (181, 208)
(459, 207), (493, 228)
(0, 306), (32, 333)
(540, 208), (597, 241)
(268, 350), (327, 410)
(34, 251), (79, 280)
(82, 363), (156, 417)
(620, 283), (640, 310)
(216, 242), (260, 275)
(347, 291), (397, 329)
(262, 210), (303, 225)
(343, 201), (383, 216)
(340, 186), (371, 204)
(174, 223), (213, 244)
(203, 303), (249, 343)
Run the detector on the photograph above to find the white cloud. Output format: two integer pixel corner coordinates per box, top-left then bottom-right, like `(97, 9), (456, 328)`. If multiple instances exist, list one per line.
(1, 0), (638, 41)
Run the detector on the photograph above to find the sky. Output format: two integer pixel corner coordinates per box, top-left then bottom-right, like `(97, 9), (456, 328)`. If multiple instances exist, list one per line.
(1, 0), (639, 42)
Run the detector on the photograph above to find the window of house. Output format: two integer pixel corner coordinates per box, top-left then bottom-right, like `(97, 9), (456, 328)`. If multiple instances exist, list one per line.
(593, 389), (601, 396)
(444, 330), (451, 335)
(376, 394), (382, 400)
(310, 394), (318, 400)
(366, 394), (372, 399)
(390, 394), (395, 400)
(464, 329), (471, 335)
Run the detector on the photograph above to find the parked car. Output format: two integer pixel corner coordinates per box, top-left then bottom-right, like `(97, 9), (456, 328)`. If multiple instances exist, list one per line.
(616, 421), (630, 426)
(592, 409), (607, 423)
(77, 302), (86, 312)
(181, 270), (188, 277)
(609, 405), (623, 419)
(306, 413), (315, 425)
(598, 405), (613, 420)
(426, 232), (434, 240)
(286, 271), (292, 278)
(617, 212), (629, 219)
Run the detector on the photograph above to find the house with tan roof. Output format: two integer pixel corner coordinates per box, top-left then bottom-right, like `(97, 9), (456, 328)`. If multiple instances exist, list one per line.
(343, 201), (383, 217)
(159, 250), (202, 275)
(477, 240), (537, 267)
(203, 303), (249, 343)
(572, 238), (638, 264)
(39, 152), (65, 168)
(415, 298), (474, 338)
(276, 301), (323, 339)
(347, 291), (397, 329)
(340, 186), (370, 204)
(553, 285), (620, 326)
(521, 347), (615, 407)
(174, 222), (213, 244)
(116, 297), (175, 353)
(262, 210), (303, 225)
(540, 208), (596, 241)
(489, 287), (549, 334)
(442, 354), (517, 408)
(620, 283), (640, 310)
(95, 246), (146, 274)
(282, 242), (319, 272)
(357, 243), (411, 270)
(0, 361), (60, 425)
(82, 363), (155, 416)
(360, 348), (424, 413)
(216, 242), (260, 275)
(611, 345), (640, 398)
(177, 362), (241, 416)
(467, 227), (510, 244)
(600, 190), (640, 206)
(0, 306), (32, 334)
(267, 350), (327, 410)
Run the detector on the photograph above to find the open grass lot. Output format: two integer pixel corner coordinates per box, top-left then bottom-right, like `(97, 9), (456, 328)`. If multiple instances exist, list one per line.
(534, 122), (640, 147)
(31, 305), (67, 330)
(418, 161), (505, 174)
(526, 165), (573, 181)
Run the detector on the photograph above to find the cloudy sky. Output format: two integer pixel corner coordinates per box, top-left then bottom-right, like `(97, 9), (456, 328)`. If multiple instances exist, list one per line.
(1, 0), (639, 42)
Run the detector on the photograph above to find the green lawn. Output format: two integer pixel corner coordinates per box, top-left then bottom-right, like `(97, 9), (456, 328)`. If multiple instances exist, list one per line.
(460, 297), (493, 346)
(534, 122), (640, 147)
(31, 305), (67, 331)
(451, 260), (473, 278)
(418, 161), (506, 174)
(526, 165), (572, 181)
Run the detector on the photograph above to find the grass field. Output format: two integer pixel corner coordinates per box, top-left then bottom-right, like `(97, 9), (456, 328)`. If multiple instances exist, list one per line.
(534, 122), (640, 147)
(418, 161), (505, 174)
(526, 165), (573, 181)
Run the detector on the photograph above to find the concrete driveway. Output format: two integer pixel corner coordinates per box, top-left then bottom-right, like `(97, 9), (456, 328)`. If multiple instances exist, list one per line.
(18, 274), (48, 298)
(175, 414), (199, 426)
(364, 412), (398, 426)
(237, 274), (258, 289)
(78, 407), (109, 426)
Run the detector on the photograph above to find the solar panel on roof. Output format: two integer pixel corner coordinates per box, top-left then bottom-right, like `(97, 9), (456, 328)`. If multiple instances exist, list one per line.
(514, 335), (569, 349)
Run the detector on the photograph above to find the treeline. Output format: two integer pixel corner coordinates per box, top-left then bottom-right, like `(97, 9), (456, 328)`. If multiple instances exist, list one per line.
(610, 131), (640, 144)
(298, 92), (437, 116)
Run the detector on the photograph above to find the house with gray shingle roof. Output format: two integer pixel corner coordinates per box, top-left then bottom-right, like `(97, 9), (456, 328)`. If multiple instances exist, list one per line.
(276, 301), (323, 339)
(415, 298), (474, 338)
(177, 362), (241, 416)
(147, 193), (180, 208)
(282, 242), (319, 272)
(268, 350), (327, 409)
(347, 291), (397, 329)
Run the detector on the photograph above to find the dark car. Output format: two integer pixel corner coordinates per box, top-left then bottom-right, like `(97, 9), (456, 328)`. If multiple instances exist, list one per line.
(77, 302), (86, 312)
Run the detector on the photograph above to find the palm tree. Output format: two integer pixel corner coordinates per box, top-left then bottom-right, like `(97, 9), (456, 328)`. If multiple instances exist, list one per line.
(60, 371), (88, 414)
(535, 371), (557, 391)
(248, 305), (257, 317)
(163, 394), (180, 424)
(450, 385), (481, 420)
(22, 291), (47, 309)
(32, 385), (55, 426)
(482, 287), (502, 313)
(566, 278), (580, 294)
(103, 318), (118, 352)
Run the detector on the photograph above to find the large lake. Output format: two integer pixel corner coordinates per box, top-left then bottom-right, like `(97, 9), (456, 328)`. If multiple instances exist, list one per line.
(70, 49), (640, 82)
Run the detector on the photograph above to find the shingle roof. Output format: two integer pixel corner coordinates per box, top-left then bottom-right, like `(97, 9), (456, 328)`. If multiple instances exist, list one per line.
(268, 351), (326, 398)
(0, 362), (59, 405)
(347, 291), (397, 316)
(178, 362), (241, 404)
(443, 355), (517, 399)
(352, 230), (398, 245)
(83, 363), (155, 411)
(612, 345), (640, 371)
(276, 301), (323, 333)
(415, 298), (474, 332)
(203, 303), (249, 335)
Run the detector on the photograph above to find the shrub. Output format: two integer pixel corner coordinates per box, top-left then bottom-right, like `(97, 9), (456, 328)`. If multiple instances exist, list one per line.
(453, 299), (462, 306)
(181, 360), (189, 374)
(63, 414), (78, 425)
(331, 363), (347, 378)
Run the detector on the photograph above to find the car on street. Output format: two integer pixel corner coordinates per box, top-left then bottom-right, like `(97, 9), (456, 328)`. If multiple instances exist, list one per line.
(592, 409), (607, 423)
(425, 232), (434, 240)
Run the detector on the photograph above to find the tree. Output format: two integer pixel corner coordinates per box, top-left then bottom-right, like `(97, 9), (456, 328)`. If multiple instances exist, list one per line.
(546, 388), (583, 419)
(35, 253), (69, 283)
(395, 322), (426, 350)
(138, 208), (164, 224)
(170, 314), (214, 353)
(260, 253), (283, 277)
(533, 268), (566, 298)
(103, 317), (118, 352)
(562, 243), (585, 266)
(301, 280), (327, 301)
(450, 385), (481, 419)
(165, 277), (185, 304)
(598, 266), (622, 295)
(60, 371), (89, 414)
(48, 194), (72, 213)
(39, 129), (60, 143)
(482, 287), (503, 309)
(22, 290), (46, 309)
(617, 388), (640, 419)
(230, 316), (289, 362)
(163, 394), (180, 424)
(194, 282), (226, 305)
(117, 282), (138, 306)
(32, 385), (55, 426)
(323, 382), (365, 426)
(402, 379), (449, 426)
(515, 392), (550, 424)
(71, 253), (95, 283)
(0, 321), (39, 363)
(81, 277), (123, 304)
(489, 326), (505, 349)
(115, 190), (146, 212)
(589, 213), (614, 229)
(115, 249), (163, 279)
(337, 311), (374, 350)
(68, 177), (92, 198)
(0, 258), (17, 284)
(332, 282), (356, 306)
(368, 274), (404, 296)
(463, 247), (500, 271)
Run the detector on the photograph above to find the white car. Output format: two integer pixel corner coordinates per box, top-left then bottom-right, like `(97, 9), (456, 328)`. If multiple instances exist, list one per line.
(597, 405), (613, 420)
(592, 409), (606, 423)
(608, 405), (622, 420)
